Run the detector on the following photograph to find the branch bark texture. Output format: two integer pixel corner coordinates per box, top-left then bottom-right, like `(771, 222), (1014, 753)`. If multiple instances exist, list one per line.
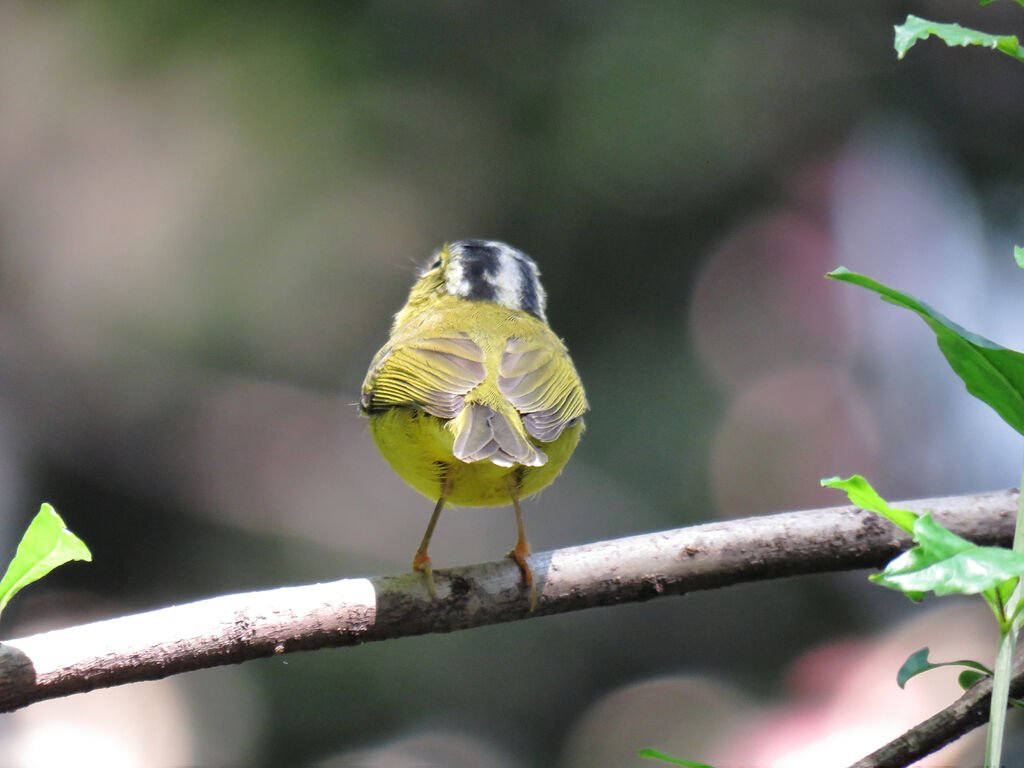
(0, 488), (1017, 715)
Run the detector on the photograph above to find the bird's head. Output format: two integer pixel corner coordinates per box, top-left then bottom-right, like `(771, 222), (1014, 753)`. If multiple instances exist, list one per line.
(406, 240), (548, 322)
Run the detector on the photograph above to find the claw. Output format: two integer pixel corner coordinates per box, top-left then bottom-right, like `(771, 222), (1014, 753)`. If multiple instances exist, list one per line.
(413, 551), (437, 599)
(508, 539), (536, 610)
(412, 488), (448, 601)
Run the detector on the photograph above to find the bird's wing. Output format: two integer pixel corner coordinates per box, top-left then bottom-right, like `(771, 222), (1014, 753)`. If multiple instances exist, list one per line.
(360, 334), (486, 419)
(498, 336), (588, 443)
(362, 332), (585, 468)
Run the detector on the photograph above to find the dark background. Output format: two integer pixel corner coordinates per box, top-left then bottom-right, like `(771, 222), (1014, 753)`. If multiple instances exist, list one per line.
(1, 1), (1023, 765)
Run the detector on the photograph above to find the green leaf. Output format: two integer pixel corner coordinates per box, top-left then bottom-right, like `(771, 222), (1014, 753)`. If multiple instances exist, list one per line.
(1015, 246), (1024, 269)
(998, 576), (1018, 606)
(871, 548), (1017, 595)
(871, 517), (1024, 597)
(894, 15), (1024, 62)
(827, 268), (1024, 438)
(959, 670), (989, 689)
(820, 475), (918, 532)
(980, 0), (1024, 9)
(897, 647), (992, 688)
(912, 512), (975, 559)
(0, 504), (92, 620)
(952, 670), (1024, 708)
(637, 749), (716, 768)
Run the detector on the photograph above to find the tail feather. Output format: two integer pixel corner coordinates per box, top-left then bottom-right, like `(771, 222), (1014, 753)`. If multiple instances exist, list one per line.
(451, 404), (547, 467)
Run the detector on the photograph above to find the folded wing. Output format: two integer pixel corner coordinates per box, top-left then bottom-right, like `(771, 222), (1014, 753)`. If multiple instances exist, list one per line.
(498, 336), (588, 443)
(361, 335), (486, 419)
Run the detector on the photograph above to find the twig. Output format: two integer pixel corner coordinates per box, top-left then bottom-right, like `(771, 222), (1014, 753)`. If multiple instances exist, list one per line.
(848, 644), (1024, 768)
(0, 488), (1016, 716)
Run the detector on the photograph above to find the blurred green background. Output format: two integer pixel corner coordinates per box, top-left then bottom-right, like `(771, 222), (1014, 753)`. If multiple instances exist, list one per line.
(1, 1), (1023, 766)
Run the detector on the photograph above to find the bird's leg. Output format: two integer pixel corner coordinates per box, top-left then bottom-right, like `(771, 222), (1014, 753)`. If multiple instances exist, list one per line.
(505, 477), (536, 610)
(413, 473), (451, 599)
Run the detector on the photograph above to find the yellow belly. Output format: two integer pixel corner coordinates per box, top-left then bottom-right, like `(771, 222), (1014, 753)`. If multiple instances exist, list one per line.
(368, 406), (583, 506)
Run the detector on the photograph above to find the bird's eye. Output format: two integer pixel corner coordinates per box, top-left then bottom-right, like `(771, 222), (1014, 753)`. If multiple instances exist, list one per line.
(428, 258), (442, 270)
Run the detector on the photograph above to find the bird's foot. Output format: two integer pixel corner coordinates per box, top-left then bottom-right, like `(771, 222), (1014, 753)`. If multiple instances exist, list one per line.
(412, 551), (437, 599)
(507, 540), (536, 611)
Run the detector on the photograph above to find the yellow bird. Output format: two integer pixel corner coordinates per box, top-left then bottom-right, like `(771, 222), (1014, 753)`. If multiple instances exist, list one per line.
(360, 240), (588, 607)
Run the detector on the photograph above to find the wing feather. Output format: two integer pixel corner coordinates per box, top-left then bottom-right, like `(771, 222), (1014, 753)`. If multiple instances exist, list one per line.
(361, 334), (486, 419)
(498, 336), (587, 443)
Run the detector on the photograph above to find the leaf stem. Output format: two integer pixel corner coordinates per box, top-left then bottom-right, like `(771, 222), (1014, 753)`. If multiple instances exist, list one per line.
(985, 456), (1024, 767)
(986, 621), (1015, 766)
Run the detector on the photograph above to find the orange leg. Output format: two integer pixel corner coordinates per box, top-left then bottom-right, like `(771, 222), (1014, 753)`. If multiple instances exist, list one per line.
(413, 476), (451, 599)
(505, 478), (536, 609)
(413, 494), (444, 599)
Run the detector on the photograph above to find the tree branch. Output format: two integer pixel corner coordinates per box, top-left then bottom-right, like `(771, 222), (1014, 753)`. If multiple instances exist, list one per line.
(0, 488), (1016, 723)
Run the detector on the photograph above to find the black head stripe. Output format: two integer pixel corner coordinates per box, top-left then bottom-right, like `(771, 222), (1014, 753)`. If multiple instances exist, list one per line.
(455, 241), (501, 302)
(516, 257), (542, 319)
(465, 275), (496, 302)
(459, 242), (502, 273)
